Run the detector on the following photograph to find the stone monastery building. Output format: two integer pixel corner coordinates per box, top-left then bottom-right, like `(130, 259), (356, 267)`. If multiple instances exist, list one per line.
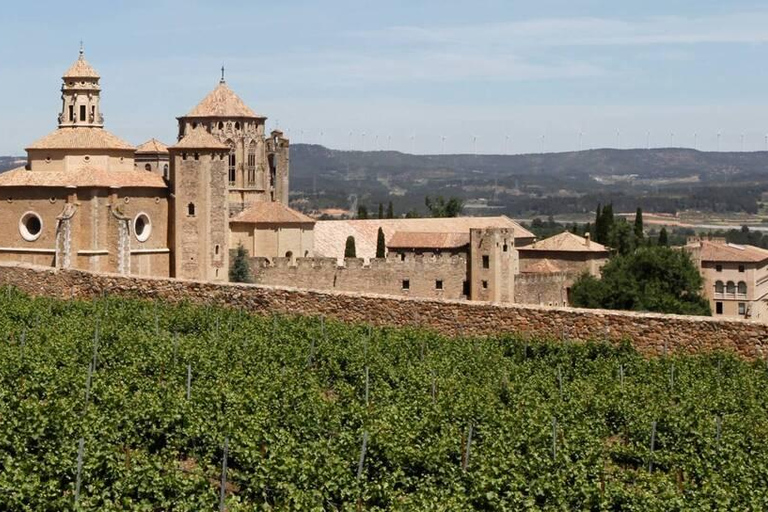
(0, 49), (306, 282)
(0, 50), (610, 307)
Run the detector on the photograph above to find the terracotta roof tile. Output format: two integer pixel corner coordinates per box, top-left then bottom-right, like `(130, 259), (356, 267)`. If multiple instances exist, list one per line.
(231, 202), (315, 224)
(169, 128), (230, 150)
(0, 166), (167, 189)
(185, 82), (261, 118)
(518, 231), (608, 253)
(387, 231), (469, 249)
(26, 128), (134, 151)
(314, 216), (533, 263)
(135, 138), (169, 154)
(686, 240), (768, 263)
(63, 54), (99, 78)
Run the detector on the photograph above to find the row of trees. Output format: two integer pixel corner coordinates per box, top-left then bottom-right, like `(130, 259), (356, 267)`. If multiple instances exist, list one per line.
(357, 196), (464, 219)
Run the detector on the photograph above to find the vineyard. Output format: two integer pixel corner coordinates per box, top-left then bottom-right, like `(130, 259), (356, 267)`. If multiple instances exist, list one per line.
(1, 289), (768, 510)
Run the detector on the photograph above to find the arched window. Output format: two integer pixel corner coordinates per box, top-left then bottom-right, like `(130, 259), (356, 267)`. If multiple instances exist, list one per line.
(187, 203), (195, 216)
(246, 141), (256, 186)
(227, 143), (236, 186)
(163, 164), (169, 179)
(218, 122), (224, 130)
(715, 280), (724, 294)
(726, 281), (736, 295)
(235, 122), (240, 130)
(144, 163), (151, 172)
(738, 281), (747, 295)
(215, 244), (220, 256)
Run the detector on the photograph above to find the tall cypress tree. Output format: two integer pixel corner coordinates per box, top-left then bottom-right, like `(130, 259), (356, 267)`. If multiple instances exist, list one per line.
(658, 227), (669, 246)
(344, 236), (357, 258)
(594, 204), (602, 242)
(634, 207), (644, 243)
(376, 227), (386, 258)
(378, 203), (384, 219)
(386, 201), (395, 219)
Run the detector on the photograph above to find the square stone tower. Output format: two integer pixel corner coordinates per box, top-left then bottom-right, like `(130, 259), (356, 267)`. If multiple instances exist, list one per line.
(469, 228), (517, 302)
(168, 128), (230, 282)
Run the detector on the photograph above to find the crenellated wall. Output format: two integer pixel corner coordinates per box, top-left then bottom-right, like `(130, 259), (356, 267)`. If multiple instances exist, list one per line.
(514, 272), (575, 307)
(251, 252), (469, 300)
(1, 262), (767, 359)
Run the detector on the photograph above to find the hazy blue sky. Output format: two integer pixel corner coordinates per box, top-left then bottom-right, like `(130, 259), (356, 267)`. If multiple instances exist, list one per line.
(2, 0), (768, 154)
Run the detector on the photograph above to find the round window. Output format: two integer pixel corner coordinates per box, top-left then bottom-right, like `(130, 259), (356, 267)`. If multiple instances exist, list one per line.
(134, 213), (151, 242)
(19, 212), (43, 241)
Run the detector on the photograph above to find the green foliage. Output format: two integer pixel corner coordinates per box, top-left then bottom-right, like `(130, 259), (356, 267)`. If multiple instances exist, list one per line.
(609, 218), (635, 255)
(425, 195), (463, 217)
(357, 205), (369, 219)
(595, 203), (615, 245)
(386, 201), (395, 219)
(571, 246), (711, 316)
(375, 227), (385, 259)
(377, 203), (384, 219)
(634, 207), (644, 242)
(229, 244), (251, 283)
(658, 227), (669, 246)
(344, 235), (357, 258)
(0, 289), (765, 509)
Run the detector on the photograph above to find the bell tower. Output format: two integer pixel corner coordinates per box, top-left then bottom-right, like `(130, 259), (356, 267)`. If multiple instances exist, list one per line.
(59, 44), (103, 128)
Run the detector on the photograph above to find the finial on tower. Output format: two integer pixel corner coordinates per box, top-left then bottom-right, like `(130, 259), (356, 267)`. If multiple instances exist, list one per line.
(79, 40), (84, 58)
(220, 65), (225, 84)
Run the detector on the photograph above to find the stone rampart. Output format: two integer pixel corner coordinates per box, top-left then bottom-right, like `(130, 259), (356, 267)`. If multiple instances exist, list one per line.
(0, 262), (767, 359)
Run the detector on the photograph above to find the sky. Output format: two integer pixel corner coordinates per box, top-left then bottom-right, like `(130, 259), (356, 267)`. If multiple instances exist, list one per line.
(2, 0), (768, 155)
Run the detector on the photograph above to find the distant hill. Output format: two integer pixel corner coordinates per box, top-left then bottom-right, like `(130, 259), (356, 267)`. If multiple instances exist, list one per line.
(3, 148), (767, 216)
(290, 145), (768, 216)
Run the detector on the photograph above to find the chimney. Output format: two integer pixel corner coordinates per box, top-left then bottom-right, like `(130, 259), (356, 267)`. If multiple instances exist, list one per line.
(584, 232), (591, 248)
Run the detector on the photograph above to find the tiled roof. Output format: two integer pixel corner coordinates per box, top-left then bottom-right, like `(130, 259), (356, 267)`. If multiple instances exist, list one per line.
(387, 231), (470, 249)
(135, 138), (169, 154)
(231, 202), (315, 224)
(686, 240), (768, 263)
(518, 231), (608, 253)
(314, 216), (534, 263)
(0, 166), (167, 189)
(63, 53), (99, 78)
(184, 81), (261, 118)
(26, 128), (135, 151)
(522, 258), (563, 273)
(169, 128), (230, 150)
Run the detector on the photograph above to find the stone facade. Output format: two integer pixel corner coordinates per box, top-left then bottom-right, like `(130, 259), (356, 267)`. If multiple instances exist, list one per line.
(2, 262), (767, 360)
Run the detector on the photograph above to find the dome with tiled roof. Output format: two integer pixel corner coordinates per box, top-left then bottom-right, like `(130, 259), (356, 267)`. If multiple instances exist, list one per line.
(135, 138), (169, 154)
(185, 79), (262, 118)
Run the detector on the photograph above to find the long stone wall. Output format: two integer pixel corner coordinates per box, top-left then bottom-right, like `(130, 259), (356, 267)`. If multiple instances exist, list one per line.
(1, 262), (767, 359)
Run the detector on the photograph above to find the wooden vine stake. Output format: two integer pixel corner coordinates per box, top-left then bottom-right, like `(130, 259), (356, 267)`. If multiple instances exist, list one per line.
(357, 431), (369, 480)
(364, 366), (370, 407)
(462, 424), (474, 472)
(84, 362), (93, 407)
(186, 364), (192, 401)
(557, 367), (563, 398)
(74, 437), (85, 506)
(648, 421), (657, 472)
(219, 437), (229, 512)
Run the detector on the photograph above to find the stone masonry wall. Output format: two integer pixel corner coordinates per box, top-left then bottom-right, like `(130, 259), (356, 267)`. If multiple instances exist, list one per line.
(1, 262), (767, 359)
(514, 272), (575, 306)
(251, 253), (469, 301)
(0, 263), (768, 359)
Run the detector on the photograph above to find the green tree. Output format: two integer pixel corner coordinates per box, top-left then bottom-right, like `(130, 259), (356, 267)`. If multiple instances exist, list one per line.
(229, 244), (251, 283)
(658, 227), (669, 246)
(592, 204), (601, 241)
(378, 203), (384, 219)
(634, 207), (644, 243)
(376, 227), (386, 258)
(344, 236), (357, 258)
(387, 201), (395, 219)
(570, 246), (710, 316)
(596, 203), (615, 245)
(425, 196), (463, 217)
(357, 205), (368, 219)
(609, 218), (634, 255)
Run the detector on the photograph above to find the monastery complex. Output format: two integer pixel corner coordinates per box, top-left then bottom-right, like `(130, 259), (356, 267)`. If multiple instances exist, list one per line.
(0, 50), (614, 307)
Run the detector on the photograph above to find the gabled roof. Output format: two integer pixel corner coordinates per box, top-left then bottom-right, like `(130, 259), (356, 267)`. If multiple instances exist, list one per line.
(686, 240), (768, 263)
(231, 202), (315, 224)
(522, 258), (563, 273)
(184, 81), (261, 118)
(169, 128), (229, 150)
(63, 53), (99, 79)
(26, 128), (135, 151)
(135, 138), (169, 154)
(0, 166), (167, 189)
(387, 231), (469, 250)
(518, 231), (608, 253)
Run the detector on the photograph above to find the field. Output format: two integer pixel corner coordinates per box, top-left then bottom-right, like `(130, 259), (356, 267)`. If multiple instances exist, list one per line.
(1, 289), (768, 510)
